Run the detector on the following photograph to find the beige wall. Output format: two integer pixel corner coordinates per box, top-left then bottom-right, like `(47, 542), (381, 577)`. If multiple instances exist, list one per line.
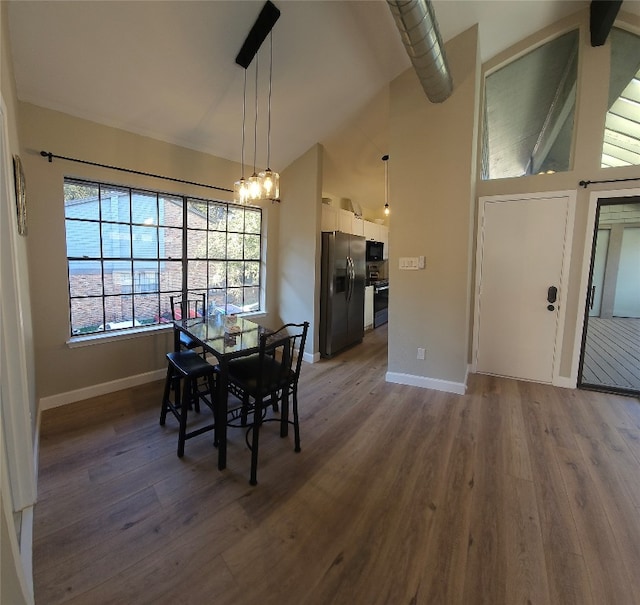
(18, 103), (284, 400)
(387, 25), (481, 387)
(279, 143), (322, 355)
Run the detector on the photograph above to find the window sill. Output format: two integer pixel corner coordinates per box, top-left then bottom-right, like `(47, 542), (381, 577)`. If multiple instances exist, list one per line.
(66, 311), (267, 349)
(67, 323), (171, 348)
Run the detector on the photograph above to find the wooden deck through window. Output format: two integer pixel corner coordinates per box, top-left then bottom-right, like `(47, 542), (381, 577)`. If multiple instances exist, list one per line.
(581, 317), (640, 392)
(34, 325), (640, 604)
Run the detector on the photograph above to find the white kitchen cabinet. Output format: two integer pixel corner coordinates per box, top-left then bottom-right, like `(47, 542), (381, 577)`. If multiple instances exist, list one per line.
(352, 215), (364, 236)
(337, 208), (354, 234)
(363, 220), (378, 241)
(321, 204), (338, 232)
(364, 285), (374, 329)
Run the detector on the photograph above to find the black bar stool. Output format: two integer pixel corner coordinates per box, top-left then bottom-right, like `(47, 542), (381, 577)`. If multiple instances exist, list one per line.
(160, 349), (219, 457)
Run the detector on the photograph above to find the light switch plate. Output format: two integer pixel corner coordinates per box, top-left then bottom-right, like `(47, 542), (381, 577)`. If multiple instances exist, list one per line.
(399, 257), (422, 270)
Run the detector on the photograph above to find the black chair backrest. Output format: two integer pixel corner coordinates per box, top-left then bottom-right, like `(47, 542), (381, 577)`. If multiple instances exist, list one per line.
(259, 322), (309, 389)
(170, 293), (206, 321)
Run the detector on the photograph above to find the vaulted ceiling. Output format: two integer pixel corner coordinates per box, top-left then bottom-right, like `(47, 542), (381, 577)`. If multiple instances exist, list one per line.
(8, 1), (640, 210)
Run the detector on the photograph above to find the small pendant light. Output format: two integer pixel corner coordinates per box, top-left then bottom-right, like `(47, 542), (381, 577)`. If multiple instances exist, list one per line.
(383, 154), (390, 216)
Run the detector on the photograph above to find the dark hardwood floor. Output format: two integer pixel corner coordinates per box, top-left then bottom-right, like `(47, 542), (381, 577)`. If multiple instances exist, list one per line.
(34, 325), (640, 604)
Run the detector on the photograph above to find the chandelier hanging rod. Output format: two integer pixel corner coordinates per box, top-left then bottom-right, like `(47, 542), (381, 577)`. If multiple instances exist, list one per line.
(235, 1), (281, 69)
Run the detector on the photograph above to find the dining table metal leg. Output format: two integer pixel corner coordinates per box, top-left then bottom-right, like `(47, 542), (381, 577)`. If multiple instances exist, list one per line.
(217, 358), (228, 470)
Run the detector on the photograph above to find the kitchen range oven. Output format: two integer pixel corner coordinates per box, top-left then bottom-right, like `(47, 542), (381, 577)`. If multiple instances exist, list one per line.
(373, 279), (388, 327)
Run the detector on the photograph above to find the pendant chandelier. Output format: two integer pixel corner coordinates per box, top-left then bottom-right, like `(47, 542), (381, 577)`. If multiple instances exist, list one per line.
(383, 154), (390, 216)
(233, 1), (281, 204)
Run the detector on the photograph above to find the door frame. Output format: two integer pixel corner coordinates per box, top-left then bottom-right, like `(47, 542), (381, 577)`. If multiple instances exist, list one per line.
(472, 190), (576, 386)
(573, 186), (640, 392)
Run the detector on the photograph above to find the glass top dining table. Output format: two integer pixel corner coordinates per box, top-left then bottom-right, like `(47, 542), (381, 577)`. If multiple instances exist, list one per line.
(173, 313), (272, 470)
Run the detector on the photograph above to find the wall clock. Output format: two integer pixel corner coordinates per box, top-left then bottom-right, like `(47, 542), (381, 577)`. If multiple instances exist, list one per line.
(13, 155), (27, 236)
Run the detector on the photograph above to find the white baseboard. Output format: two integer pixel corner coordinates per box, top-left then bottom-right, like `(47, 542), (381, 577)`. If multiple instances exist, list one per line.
(19, 505), (34, 600)
(554, 375), (577, 389)
(304, 351), (321, 364)
(39, 368), (166, 410)
(385, 371), (467, 395)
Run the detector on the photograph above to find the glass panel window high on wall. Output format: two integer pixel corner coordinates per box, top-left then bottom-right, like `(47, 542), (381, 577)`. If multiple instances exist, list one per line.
(602, 27), (640, 168)
(482, 29), (579, 180)
(64, 179), (263, 336)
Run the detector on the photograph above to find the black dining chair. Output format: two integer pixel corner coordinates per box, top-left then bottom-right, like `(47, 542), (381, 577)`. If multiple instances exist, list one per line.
(170, 293), (206, 352)
(225, 321), (309, 485)
(160, 349), (219, 457)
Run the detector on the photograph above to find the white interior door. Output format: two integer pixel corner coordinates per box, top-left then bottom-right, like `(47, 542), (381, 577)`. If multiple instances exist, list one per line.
(474, 194), (572, 383)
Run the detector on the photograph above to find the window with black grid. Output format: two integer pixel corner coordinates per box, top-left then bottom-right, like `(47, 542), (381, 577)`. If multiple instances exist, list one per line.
(64, 179), (262, 336)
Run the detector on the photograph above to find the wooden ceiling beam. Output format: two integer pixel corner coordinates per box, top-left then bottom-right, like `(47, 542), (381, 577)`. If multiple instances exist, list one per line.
(590, 0), (623, 47)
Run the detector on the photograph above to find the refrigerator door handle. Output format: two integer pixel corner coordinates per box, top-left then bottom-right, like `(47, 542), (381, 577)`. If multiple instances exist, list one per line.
(345, 256), (351, 301)
(347, 256), (354, 302)
(350, 257), (355, 301)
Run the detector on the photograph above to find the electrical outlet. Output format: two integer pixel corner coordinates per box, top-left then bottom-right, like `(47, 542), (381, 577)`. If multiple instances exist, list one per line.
(417, 347), (425, 360)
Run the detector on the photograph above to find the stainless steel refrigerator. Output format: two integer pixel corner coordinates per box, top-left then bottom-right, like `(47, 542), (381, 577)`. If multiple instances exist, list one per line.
(320, 231), (366, 357)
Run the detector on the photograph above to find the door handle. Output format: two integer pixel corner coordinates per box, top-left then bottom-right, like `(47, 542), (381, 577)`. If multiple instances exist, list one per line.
(589, 285), (596, 310)
(547, 286), (558, 304)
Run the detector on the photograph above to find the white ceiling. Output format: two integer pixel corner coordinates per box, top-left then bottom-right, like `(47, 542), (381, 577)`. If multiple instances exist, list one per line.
(7, 0), (639, 209)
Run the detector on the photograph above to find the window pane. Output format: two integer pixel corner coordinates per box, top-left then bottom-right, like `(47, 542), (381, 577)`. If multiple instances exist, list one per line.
(227, 233), (244, 259)
(102, 223), (131, 258)
(208, 231), (226, 258)
(483, 29), (578, 180)
(187, 259), (207, 290)
(132, 191), (158, 226)
(160, 226), (182, 259)
(245, 208), (261, 234)
(243, 286), (260, 311)
(159, 292), (178, 323)
(226, 287), (243, 311)
(228, 261), (244, 287)
(133, 261), (159, 293)
(187, 229), (207, 258)
(104, 263), (132, 295)
(100, 187), (130, 223)
(134, 294), (159, 325)
(602, 28), (640, 168)
(228, 206), (244, 231)
(208, 289), (226, 313)
(132, 225), (158, 259)
(70, 297), (103, 335)
(187, 199), (208, 229)
(160, 196), (183, 228)
(208, 203), (227, 231)
(69, 260), (102, 297)
(65, 182), (99, 219)
(244, 234), (260, 260)
(208, 261), (226, 288)
(104, 295), (133, 327)
(243, 286), (260, 312)
(159, 260), (182, 291)
(244, 261), (260, 286)
(66, 220), (101, 258)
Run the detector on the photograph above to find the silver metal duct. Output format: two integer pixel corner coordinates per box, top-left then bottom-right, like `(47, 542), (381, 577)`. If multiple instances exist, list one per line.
(387, 0), (453, 103)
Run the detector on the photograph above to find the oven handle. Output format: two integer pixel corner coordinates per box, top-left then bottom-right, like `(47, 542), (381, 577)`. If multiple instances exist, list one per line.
(375, 285), (389, 293)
